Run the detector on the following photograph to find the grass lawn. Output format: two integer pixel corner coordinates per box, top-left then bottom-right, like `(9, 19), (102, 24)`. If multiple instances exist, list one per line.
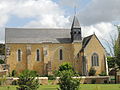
(0, 84), (120, 90)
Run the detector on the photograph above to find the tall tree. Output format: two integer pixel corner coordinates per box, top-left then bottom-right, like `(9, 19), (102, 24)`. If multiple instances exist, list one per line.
(114, 26), (120, 68)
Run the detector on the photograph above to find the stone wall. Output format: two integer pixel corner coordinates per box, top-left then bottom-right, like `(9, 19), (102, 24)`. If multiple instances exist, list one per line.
(2, 77), (48, 85)
(0, 76), (110, 85)
(50, 76), (110, 85)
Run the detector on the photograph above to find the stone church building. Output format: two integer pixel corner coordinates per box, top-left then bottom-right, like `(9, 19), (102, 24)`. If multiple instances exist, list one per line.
(5, 16), (108, 76)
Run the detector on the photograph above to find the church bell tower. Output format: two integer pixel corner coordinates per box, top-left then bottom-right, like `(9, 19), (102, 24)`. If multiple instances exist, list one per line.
(71, 16), (82, 42)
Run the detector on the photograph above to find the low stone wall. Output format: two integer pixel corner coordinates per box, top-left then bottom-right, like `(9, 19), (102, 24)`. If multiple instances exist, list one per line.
(0, 70), (8, 77)
(50, 76), (110, 85)
(0, 76), (110, 85)
(1, 77), (48, 85)
(79, 76), (110, 84)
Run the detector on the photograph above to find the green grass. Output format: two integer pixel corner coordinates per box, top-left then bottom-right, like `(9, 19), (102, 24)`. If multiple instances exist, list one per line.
(0, 84), (120, 90)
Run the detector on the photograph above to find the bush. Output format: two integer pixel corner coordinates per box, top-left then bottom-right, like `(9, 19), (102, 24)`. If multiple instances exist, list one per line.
(89, 67), (96, 76)
(59, 70), (80, 90)
(59, 63), (74, 71)
(99, 71), (107, 76)
(91, 79), (96, 84)
(54, 63), (77, 77)
(0, 59), (4, 64)
(57, 63), (80, 90)
(11, 70), (17, 77)
(17, 70), (39, 90)
(12, 80), (17, 85)
(48, 75), (56, 80)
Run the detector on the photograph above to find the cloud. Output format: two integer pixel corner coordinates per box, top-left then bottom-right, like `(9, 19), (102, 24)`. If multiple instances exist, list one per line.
(78, 0), (120, 26)
(0, 0), (119, 53)
(82, 22), (118, 55)
(0, 0), (71, 43)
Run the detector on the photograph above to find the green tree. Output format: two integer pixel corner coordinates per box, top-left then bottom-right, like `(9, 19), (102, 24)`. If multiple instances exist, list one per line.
(54, 63), (77, 77)
(57, 63), (80, 90)
(107, 57), (116, 68)
(17, 70), (39, 90)
(114, 26), (120, 68)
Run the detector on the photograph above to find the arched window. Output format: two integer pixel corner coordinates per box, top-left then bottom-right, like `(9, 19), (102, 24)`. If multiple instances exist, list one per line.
(36, 49), (40, 61)
(17, 49), (22, 61)
(91, 53), (99, 66)
(59, 49), (63, 60)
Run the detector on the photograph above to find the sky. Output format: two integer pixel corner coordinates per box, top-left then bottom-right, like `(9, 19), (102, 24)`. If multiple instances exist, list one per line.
(0, 0), (120, 54)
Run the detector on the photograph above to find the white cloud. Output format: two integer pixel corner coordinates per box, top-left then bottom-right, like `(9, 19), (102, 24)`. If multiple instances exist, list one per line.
(0, 0), (71, 43)
(78, 0), (120, 25)
(82, 22), (118, 55)
(0, 0), (119, 55)
(82, 22), (117, 39)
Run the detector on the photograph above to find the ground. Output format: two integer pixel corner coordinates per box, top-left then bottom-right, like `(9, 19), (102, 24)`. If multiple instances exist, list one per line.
(0, 84), (120, 90)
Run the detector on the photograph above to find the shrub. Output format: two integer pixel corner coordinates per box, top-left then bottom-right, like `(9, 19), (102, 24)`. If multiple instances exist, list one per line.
(91, 79), (96, 84)
(17, 70), (39, 90)
(0, 59), (4, 64)
(57, 63), (80, 90)
(12, 80), (17, 85)
(59, 70), (80, 90)
(99, 71), (107, 76)
(48, 75), (56, 80)
(59, 63), (74, 71)
(11, 70), (17, 77)
(89, 67), (96, 76)
(54, 63), (77, 77)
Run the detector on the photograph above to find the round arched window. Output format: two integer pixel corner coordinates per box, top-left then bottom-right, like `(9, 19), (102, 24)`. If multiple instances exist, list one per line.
(91, 53), (99, 66)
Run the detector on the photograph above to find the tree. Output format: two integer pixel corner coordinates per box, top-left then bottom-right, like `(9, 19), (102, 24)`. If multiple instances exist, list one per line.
(17, 70), (39, 90)
(107, 57), (115, 68)
(114, 26), (120, 68)
(54, 63), (77, 77)
(57, 63), (80, 90)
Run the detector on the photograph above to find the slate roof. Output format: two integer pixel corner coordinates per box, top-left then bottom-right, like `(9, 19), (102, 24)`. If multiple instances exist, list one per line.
(5, 28), (71, 43)
(82, 35), (93, 48)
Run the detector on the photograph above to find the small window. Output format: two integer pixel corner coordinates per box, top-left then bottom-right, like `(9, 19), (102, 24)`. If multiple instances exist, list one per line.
(17, 49), (22, 61)
(59, 49), (63, 60)
(91, 53), (99, 66)
(36, 49), (40, 61)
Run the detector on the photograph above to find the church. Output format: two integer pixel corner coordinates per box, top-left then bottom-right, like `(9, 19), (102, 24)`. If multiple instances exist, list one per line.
(5, 16), (108, 76)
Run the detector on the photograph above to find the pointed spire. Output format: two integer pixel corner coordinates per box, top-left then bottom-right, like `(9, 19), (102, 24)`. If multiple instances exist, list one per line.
(71, 16), (80, 29)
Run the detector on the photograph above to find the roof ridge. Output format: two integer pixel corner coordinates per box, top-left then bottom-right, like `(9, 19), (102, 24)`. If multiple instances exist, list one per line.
(5, 27), (70, 30)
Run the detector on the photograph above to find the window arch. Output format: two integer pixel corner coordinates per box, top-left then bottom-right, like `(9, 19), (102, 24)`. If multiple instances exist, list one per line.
(91, 53), (99, 66)
(59, 49), (63, 60)
(17, 49), (22, 61)
(36, 49), (40, 61)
